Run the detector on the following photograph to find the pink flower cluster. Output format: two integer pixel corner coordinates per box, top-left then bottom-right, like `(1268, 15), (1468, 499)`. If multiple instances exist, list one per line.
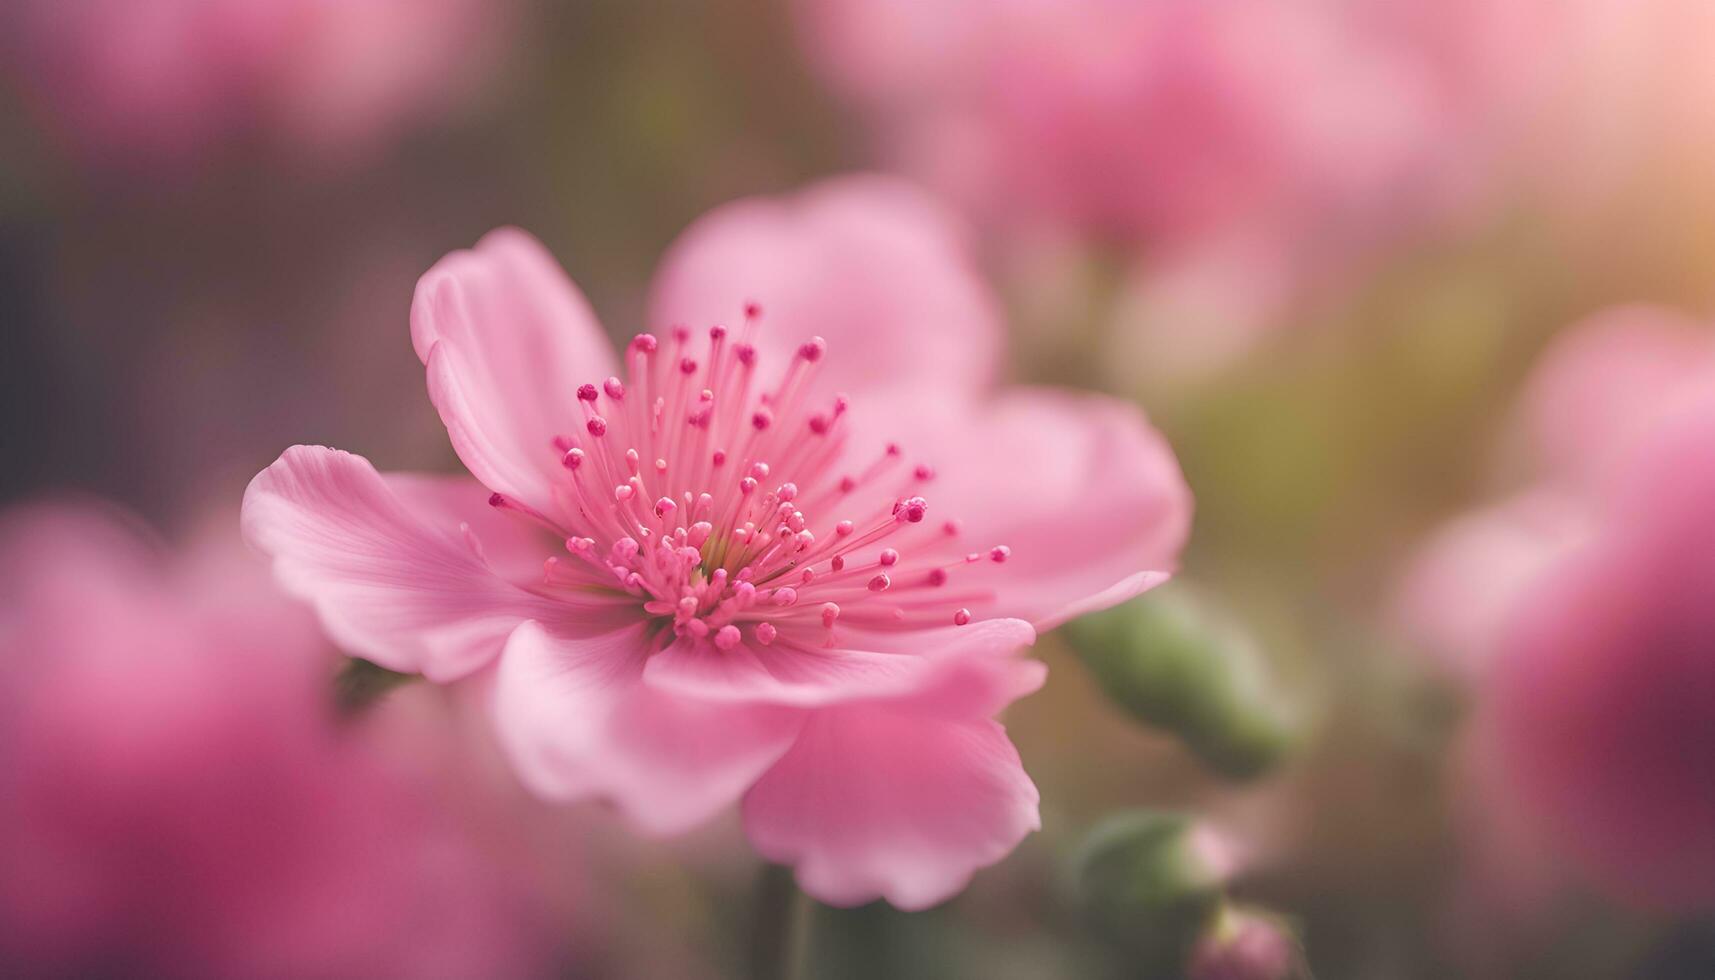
(1398, 307), (1715, 911)
(794, 0), (1539, 368)
(243, 175), (1192, 908)
(0, 503), (549, 976)
(2, 0), (515, 171)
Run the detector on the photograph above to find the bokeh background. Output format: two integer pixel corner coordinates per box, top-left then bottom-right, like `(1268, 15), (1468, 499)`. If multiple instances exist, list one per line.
(3, 2), (1714, 978)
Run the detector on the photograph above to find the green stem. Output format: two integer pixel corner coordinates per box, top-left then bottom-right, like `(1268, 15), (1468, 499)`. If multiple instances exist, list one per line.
(749, 863), (810, 980)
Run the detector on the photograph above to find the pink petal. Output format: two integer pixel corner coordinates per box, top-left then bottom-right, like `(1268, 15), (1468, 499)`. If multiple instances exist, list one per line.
(412, 227), (617, 516)
(1519, 305), (1715, 490)
(647, 174), (1001, 408)
(242, 446), (630, 681)
(741, 648), (1046, 910)
(641, 618), (1036, 707)
(491, 620), (805, 836)
(381, 471), (555, 584)
(1391, 489), (1591, 683)
(915, 387), (1192, 629)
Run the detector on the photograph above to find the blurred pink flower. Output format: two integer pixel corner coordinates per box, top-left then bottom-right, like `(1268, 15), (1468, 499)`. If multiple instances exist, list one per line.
(2, 0), (515, 171)
(794, 0), (1538, 368)
(0, 502), (551, 977)
(243, 175), (1192, 908)
(1396, 307), (1715, 911)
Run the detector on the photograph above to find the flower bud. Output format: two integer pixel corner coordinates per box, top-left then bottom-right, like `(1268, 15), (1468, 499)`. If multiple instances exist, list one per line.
(1062, 581), (1296, 779)
(1073, 811), (1234, 971)
(1188, 905), (1306, 980)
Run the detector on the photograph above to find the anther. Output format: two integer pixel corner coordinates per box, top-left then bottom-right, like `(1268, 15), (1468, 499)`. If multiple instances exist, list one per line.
(954, 609), (972, 626)
(901, 496), (928, 523)
(868, 573), (891, 592)
(879, 548), (899, 566)
(577, 383), (599, 402)
(821, 603), (841, 628)
(798, 337), (827, 362)
(604, 377), (626, 399)
(586, 416), (608, 437)
(990, 545), (1011, 563)
(755, 622), (777, 645)
(715, 624), (742, 650)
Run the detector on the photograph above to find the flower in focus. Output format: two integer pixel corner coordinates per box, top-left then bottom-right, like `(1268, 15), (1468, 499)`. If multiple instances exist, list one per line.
(1396, 306), (1715, 911)
(0, 502), (550, 977)
(1, 0), (517, 171)
(243, 175), (1192, 908)
(793, 0), (1538, 374)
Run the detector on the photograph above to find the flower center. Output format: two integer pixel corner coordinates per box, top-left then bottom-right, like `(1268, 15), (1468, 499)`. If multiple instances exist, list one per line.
(488, 306), (1009, 650)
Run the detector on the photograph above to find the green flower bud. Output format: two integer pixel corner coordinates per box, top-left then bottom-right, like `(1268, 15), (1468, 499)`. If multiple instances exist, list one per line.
(1073, 811), (1235, 974)
(1062, 581), (1296, 779)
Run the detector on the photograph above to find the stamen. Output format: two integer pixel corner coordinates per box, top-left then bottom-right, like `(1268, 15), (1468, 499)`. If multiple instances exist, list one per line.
(527, 305), (1011, 658)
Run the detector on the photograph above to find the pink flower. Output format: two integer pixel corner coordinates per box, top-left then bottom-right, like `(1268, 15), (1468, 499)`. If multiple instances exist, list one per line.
(1396, 307), (1715, 910)
(793, 0), (1538, 370)
(243, 175), (1192, 908)
(0, 502), (551, 977)
(2, 0), (515, 172)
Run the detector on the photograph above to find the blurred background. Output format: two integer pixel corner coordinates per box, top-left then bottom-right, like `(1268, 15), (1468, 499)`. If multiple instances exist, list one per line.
(3, 1), (1714, 978)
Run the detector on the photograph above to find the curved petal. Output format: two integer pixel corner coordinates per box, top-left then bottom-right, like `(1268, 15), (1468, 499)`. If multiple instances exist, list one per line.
(381, 471), (556, 585)
(641, 618), (1036, 707)
(914, 387), (1192, 629)
(741, 648), (1045, 910)
(242, 446), (632, 682)
(491, 620), (805, 836)
(412, 227), (618, 515)
(647, 174), (1001, 410)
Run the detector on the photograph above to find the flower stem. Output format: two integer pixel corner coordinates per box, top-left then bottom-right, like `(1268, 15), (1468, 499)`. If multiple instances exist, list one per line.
(749, 863), (810, 980)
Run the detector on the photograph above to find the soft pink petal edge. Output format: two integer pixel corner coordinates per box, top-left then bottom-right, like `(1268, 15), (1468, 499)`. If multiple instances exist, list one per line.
(911, 387), (1192, 630)
(646, 173), (1002, 408)
(411, 227), (618, 516)
(490, 619), (806, 836)
(241, 445), (624, 682)
(640, 618), (1037, 707)
(741, 646), (1047, 909)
